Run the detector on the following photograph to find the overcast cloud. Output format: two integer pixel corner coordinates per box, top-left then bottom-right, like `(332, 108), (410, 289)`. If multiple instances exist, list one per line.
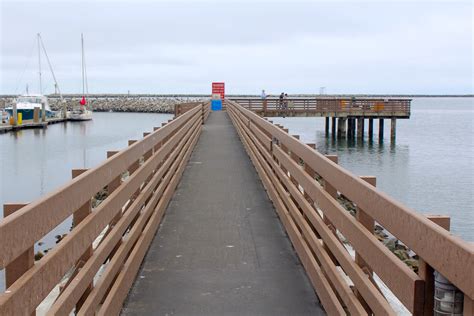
(1, 0), (472, 94)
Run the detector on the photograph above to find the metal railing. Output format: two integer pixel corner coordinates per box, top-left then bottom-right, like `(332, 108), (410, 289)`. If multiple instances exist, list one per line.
(227, 99), (473, 315)
(230, 97), (411, 118)
(0, 103), (210, 315)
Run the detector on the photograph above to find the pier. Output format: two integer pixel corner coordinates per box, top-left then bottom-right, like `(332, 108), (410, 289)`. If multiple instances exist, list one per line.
(0, 101), (472, 315)
(230, 97), (411, 140)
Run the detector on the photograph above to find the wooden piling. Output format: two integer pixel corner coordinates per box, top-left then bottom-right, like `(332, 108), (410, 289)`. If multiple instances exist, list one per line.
(379, 119), (384, 140)
(325, 117), (329, 135)
(391, 118), (397, 140)
(331, 117), (336, 136)
(368, 119), (374, 139)
(357, 118), (364, 138)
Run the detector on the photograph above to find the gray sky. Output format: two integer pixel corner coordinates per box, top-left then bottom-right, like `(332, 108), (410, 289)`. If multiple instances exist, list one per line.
(1, 0), (472, 94)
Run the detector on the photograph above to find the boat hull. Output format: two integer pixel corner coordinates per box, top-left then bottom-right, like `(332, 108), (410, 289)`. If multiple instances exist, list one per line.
(5, 108), (55, 120)
(68, 111), (93, 121)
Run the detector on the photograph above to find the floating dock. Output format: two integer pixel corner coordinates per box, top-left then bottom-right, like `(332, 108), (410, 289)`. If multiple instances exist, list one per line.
(0, 117), (70, 134)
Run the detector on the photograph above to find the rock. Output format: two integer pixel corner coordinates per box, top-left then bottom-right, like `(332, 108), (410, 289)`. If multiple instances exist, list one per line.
(394, 249), (409, 261)
(384, 238), (397, 251)
(404, 258), (419, 273)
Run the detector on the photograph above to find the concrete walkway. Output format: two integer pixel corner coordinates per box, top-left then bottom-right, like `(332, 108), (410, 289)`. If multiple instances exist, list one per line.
(122, 111), (324, 316)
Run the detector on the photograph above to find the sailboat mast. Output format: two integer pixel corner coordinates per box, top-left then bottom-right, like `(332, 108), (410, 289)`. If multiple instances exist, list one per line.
(81, 33), (85, 97)
(37, 33), (42, 94)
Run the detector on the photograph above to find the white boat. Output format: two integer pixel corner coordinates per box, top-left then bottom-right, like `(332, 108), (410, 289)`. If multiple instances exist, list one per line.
(5, 95), (56, 120)
(6, 34), (65, 122)
(69, 33), (92, 121)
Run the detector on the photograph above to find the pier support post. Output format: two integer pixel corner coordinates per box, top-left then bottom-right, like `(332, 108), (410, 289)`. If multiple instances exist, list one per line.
(331, 117), (336, 137)
(41, 100), (46, 123)
(12, 102), (18, 125)
(33, 107), (40, 123)
(337, 118), (347, 138)
(325, 117), (329, 135)
(391, 118), (397, 140)
(357, 118), (364, 138)
(368, 119), (374, 139)
(379, 119), (384, 140)
(347, 118), (353, 138)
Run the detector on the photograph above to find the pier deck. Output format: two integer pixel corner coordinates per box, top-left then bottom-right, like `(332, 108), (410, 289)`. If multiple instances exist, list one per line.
(1, 101), (472, 316)
(122, 111), (323, 315)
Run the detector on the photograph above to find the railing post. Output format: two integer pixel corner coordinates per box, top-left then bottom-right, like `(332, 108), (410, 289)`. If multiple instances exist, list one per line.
(418, 215), (450, 315)
(4, 204), (34, 281)
(355, 176), (377, 314)
(4, 203), (35, 316)
(105, 150), (123, 236)
(323, 155), (338, 235)
(71, 168), (93, 311)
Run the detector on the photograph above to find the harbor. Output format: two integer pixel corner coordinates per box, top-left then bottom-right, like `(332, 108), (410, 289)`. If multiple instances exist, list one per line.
(1, 1), (472, 315)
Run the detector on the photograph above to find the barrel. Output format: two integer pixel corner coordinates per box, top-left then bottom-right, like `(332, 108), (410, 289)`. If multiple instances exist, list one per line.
(17, 113), (23, 125)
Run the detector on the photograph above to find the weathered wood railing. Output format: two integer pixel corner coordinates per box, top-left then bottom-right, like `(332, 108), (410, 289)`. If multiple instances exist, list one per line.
(227, 99), (473, 315)
(230, 97), (411, 118)
(0, 102), (209, 315)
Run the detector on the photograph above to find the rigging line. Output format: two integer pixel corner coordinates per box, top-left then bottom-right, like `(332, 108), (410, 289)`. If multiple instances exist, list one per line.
(39, 34), (63, 100)
(81, 33), (85, 97)
(13, 38), (36, 95)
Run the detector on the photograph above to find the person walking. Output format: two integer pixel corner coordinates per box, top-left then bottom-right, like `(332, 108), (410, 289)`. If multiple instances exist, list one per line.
(261, 89), (267, 113)
(282, 93), (288, 117)
(279, 92), (284, 111)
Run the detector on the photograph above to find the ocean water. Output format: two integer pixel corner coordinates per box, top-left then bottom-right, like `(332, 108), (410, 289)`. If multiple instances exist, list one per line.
(0, 98), (473, 294)
(269, 97), (474, 242)
(0, 112), (173, 291)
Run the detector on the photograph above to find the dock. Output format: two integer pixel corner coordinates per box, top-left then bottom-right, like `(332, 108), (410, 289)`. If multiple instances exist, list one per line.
(0, 101), (472, 316)
(0, 117), (67, 134)
(122, 111), (323, 315)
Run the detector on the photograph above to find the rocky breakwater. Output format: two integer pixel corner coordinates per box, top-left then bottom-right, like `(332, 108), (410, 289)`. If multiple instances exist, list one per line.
(48, 96), (205, 113)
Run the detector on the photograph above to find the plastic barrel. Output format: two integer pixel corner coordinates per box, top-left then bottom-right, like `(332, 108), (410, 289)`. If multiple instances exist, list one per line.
(17, 113), (22, 125)
(211, 100), (222, 111)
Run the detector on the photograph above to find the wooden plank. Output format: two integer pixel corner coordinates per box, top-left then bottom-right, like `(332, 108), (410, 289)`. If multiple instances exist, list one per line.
(0, 106), (202, 269)
(228, 100), (473, 298)
(272, 143), (424, 313)
(0, 114), (202, 315)
(235, 118), (395, 315)
(95, 121), (201, 316)
(229, 109), (345, 315)
(71, 120), (201, 316)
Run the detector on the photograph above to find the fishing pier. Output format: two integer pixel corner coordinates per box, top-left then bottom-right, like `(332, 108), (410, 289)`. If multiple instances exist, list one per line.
(0, 100), (472, 315)
(230, 97), (411, 140)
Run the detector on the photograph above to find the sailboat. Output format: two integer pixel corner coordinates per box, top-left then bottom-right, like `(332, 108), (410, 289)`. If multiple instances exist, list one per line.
(5, 34), (64, 121)
(69, 33), (93, 121)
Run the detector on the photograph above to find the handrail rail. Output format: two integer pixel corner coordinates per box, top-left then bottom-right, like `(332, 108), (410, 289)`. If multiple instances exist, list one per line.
(227, 99), (473, 314)
(0, 102), (209, 315)
(229, 97), (411, 117)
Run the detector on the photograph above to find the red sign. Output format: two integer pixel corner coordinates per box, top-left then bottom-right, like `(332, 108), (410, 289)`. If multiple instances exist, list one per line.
(212, 82), (225, 99)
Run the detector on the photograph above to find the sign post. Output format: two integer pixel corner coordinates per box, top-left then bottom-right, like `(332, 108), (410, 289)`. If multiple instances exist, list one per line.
(211, 82), (225, 111)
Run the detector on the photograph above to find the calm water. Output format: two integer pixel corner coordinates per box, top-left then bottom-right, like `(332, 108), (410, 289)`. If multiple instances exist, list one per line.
(0, 112), (172, 291)
(270, 97), (474, 242)
(0, 98), (473, 292)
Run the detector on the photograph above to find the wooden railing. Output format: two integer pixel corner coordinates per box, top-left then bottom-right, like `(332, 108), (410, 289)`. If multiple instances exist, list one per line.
(230, 97), (411, 118)
(227, 100), (473, 315)
(0, 102), (209, 315)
